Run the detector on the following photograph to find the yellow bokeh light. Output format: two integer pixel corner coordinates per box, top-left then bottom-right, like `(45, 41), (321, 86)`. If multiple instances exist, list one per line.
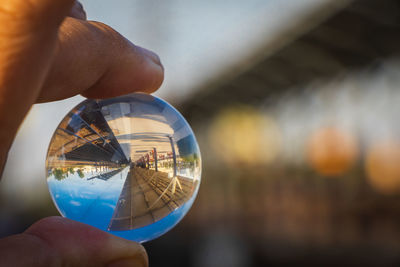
(365, 140), (400, 195)
(307, 126), (358, 176)
(208, 106), (281, 167)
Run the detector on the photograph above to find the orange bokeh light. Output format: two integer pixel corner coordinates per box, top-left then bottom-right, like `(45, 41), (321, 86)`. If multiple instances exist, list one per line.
(365, 140), (400, 195)
(307, 127), (358, 176)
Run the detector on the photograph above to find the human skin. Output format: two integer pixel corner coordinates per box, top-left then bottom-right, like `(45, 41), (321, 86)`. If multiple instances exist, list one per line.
(0, 0), (164, 266)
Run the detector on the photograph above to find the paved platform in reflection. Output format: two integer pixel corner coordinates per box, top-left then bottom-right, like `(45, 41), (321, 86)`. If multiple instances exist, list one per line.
(108, 165), (195, 231)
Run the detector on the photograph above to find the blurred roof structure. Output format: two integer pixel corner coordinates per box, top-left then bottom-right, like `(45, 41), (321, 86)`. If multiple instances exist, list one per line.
(181, 0), (400, 119)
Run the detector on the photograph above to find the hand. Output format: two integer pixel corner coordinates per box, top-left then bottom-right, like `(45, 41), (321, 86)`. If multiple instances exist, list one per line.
(0, 0), (164, 266)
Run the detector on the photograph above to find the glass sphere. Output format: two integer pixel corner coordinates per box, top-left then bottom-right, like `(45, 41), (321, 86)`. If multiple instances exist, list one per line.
(46, 93), (201, 243)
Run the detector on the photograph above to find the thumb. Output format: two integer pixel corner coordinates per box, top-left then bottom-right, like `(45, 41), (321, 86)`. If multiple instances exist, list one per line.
(0, 216), (148, 267)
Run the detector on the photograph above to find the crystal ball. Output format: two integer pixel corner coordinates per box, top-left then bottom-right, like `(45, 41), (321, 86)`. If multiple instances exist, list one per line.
(46, 93), (201, 242)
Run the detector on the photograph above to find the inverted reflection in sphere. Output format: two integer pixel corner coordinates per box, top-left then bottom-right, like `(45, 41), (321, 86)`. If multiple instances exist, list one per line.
(46, 93), (201, 242)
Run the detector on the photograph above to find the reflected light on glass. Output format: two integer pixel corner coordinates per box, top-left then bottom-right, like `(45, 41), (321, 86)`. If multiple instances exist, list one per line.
(208, 106), (281, 167)
(307, 126), (358, 176)
(46, 93), (201, 242)
(365, 139), (400, 195)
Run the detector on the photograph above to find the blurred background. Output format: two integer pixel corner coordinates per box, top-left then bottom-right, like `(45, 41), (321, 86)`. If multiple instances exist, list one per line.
(2, 0), (400, 266)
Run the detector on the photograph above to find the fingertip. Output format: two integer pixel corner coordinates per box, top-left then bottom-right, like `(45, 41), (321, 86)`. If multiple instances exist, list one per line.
(139, 48), (165, 94)
(121, 43), (164, 94)
(83, 23), (165, 95)
(81, 44), (164, 99)
(137, 51), (165, 94)
(136, 46), (163, 69)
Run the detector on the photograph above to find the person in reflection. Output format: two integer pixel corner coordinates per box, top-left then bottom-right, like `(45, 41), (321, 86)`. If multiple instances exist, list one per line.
(0, 1), (163, 266)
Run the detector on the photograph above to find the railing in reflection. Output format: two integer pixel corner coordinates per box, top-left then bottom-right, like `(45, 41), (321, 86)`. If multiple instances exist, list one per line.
(86, 168), (125, 181)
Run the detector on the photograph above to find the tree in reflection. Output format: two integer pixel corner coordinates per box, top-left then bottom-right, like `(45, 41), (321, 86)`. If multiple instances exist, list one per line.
(52, 168), (85, 180)
(68, 167), (75, 175)
(53, 168), (66, 181)
(77, 169), (84, 178)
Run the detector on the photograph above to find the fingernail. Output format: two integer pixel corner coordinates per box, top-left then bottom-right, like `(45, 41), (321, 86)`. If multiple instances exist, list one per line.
(107, 258), (147, 267)
(70, 1), (87, 20)
(136, 46), (163, 70)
